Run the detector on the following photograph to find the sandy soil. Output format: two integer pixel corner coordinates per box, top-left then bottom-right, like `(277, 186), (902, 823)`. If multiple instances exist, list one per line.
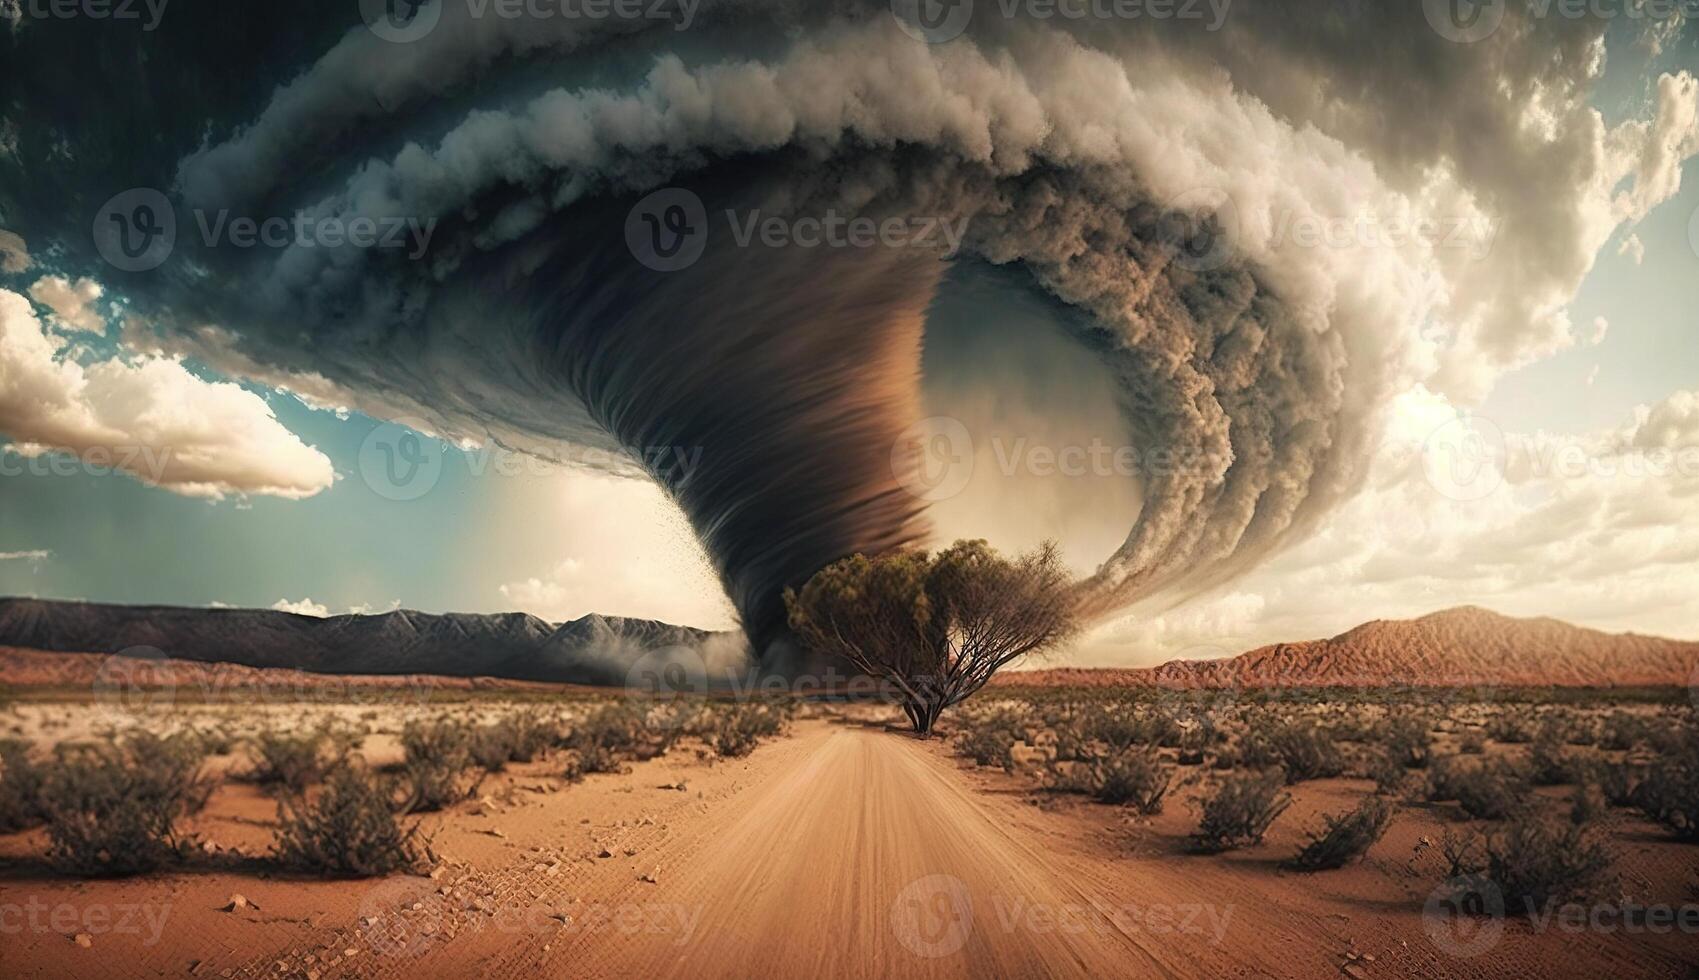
(2, 712), (1696, 979)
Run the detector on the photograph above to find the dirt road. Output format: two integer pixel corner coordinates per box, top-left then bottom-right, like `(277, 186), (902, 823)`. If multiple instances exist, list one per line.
(467, 722), (1351, 979)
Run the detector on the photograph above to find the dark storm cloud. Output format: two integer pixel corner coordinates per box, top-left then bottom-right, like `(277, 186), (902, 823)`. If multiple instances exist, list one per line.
(0, 1), (1689, 657)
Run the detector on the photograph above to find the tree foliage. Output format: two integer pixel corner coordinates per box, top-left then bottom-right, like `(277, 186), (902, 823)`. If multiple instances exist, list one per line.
(784, 539), (1077, 734)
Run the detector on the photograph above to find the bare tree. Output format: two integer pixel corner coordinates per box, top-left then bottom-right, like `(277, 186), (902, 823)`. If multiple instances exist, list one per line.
(784, 540), (1077, 734)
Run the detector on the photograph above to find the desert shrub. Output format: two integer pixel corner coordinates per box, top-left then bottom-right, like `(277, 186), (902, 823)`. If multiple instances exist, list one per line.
(1485, 710), (1532, 744)
(570, 703), (651, 758)
(0, 739), (46, 833)
(1447, 819), (1612, 914)
(1093, 746), (1172, 814)
(1188, 770), (1293, 853)
(499, 710), (555, 762)
(956, 715), (1025, 771)
(574, 744), (628, 776)
(39, 736), (212, 875)
(1634, 743), (1699, 841)
(469, 723), (517, 773)
(702, 703), (786, 759)
(1367, 750), (1410, 796)
(1424, 755), (1463, 802)
(1288, 795), (1396, 871)
(1569, 783), (1606, 826)
(1586, 758), (1640, 808)
(1457, 732), (1486, 755)
(247, 728), (353, 793)
(1528, 724), (1577, 786)
(398, 720), (477, 813)
(1597, 712), (1644, 752)
(1381, 713), (1432, 769)
(469, 711), (554, 771)
(1451, 761), (1533, 821)
(273, 762), (427, 876)
(1176, 725), (1218, 766)
(194, 726), (237, 756)
(1264, 719), (1346, 784)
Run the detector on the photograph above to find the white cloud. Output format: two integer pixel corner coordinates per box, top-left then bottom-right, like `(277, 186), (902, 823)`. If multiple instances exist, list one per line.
(1083, 386), (1699, 664)
(0, 550), (51, 562)
(1618, 232), (1645, 264)
(1585, 316), (1609, 345)
(498, 470), (737, 629)
(0, 230), (29, 273)
(347, 599), (402, 615)
(271, 597), (330, 617)
(27, 276), (106, 334)
(0, 288), (335, 500)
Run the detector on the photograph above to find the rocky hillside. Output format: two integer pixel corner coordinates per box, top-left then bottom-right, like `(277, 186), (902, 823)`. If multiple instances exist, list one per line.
(1000, 607), (1699, 689)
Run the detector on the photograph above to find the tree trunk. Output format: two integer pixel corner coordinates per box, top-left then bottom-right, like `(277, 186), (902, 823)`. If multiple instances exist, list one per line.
(904, 696), (945, 736)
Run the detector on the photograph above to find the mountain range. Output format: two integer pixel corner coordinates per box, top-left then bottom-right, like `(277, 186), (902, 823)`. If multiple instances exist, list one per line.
(0, 597), (720, 687)
(0, 599), (1694, 689)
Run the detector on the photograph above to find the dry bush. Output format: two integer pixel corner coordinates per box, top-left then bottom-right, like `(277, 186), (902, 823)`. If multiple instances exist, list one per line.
(1485, 709), (1533, 744)
(274, 761), (428, 876)
(246, 726), (357, 793)
(572, 702), (678, 761)
(1528, 723), (1578, 786)
(1093, 745), (1172, 813)
(39, 734), (212, 875)
(1379, 712), (1432, 769)
(1428, 757), (1532, 821)
(1634, 742), (1699, 842)
(0, 739), (45, 833)
(470, 723), (516, 773)
(1598, 711), (1644, 752)
(1583, 757), (1640, 808)
(1254, 717), (1345, 784)
(701, 703), (786, 759)
(1444, 819), (1612, 915)
(1457, 732), (1486, 755)
(500, 710), (556, 762)
(1288, 795), (1396, 871)
(1366, 750), (1410, 796)
(1188, 769), (1293, 853)
(1569, 783), (1606, 826)
(398, 719), (478, 813)
(954, 707), (1028, 771)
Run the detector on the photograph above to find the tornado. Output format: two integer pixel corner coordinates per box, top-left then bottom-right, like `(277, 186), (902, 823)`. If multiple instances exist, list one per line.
(1, 0), (1675, 668)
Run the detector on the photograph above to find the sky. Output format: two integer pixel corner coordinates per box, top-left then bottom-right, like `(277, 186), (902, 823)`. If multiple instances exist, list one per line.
(1, 3), (1697, 667)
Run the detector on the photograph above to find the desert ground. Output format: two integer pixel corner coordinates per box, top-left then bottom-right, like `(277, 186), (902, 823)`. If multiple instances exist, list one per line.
(0, 689), (1696, 979)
